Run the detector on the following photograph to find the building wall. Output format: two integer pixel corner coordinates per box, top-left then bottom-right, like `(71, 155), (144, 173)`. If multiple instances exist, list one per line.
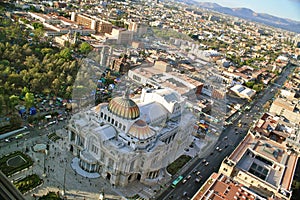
(72, 12), (112, 34)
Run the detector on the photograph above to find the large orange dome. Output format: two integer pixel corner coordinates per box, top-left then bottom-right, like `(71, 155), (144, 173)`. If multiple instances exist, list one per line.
(108, 97), (140, 120)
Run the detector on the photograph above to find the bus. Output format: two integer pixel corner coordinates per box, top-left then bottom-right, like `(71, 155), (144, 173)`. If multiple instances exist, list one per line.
(15, 133), (24, 139)
(171, 175), (183, 188)
(14, 131), (30, 139)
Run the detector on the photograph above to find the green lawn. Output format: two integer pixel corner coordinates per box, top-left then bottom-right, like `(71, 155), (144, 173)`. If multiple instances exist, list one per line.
(167, 155), (192, 175)
(0, 151), (33, 176)
(14, 174), (43, 194)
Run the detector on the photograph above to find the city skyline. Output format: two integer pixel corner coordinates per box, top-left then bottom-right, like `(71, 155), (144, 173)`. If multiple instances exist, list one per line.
(197, 0), (300, 21)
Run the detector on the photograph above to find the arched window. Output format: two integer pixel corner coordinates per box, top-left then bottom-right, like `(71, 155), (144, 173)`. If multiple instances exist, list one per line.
(104, 114), (107, 120)
(100, 112), (103, 118)
(108, 116), (110, 122)
(112, 118), (114, 124)
(123, 125), (126, 131)
(115, 121), (118, 126)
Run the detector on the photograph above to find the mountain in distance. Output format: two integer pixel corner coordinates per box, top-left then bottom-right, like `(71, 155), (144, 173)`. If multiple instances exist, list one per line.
(177, 0), (300, 33)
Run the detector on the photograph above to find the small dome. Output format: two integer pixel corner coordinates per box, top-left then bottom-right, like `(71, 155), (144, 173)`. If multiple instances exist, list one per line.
(128, 120), (155, 140)
(108, 97), (140, 120)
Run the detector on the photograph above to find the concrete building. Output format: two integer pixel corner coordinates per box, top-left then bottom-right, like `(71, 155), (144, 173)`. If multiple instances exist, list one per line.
(67, 88), (194, 186)
(71, 12), (112, 35)
(128, 21), (148, 36)
(109, 28), (133, 45)
(128, 63), (203, 99)
(269, 97), (300, 124)
(219, 133), (298, 200)
(230, 84), (256, 99)
(192, 173), (265, 200)
(27, 12), (95, 36)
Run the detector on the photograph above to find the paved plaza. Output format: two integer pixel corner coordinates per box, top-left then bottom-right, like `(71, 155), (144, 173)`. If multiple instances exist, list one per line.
(0, 127), (218, 200)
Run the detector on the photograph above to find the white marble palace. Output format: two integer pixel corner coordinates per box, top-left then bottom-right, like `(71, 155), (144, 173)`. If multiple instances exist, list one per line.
(67, 87), (194, 186)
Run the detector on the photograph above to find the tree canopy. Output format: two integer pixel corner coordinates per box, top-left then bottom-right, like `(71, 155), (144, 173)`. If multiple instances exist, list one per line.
(0, 16), (80, 114)
(79, 42), (93, 55)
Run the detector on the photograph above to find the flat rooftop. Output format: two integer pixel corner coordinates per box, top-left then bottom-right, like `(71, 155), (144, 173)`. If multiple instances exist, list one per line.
(229, 133), (298, 191)
(192, 173), (257, 200)
(130, 66), (203, 95)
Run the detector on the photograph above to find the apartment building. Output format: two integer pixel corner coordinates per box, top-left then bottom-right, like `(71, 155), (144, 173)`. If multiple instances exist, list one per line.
(71, 12), (112, 34)
(192, 173), (268, 200)
(219, 133), (298, 200)
(269, 97), (300, 124)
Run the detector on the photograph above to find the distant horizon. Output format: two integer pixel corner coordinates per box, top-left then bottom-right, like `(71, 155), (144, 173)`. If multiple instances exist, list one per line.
(196, 0), (300, 22)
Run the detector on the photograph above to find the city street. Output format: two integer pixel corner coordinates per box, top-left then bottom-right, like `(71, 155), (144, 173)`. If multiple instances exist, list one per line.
(156, 63), (296, 199)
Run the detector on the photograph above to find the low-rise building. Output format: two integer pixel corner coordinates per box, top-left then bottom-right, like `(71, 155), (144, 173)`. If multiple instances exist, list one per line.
(219, 133), (298, 200)
(192, 173), (265, 200)
(128, 63), (203, 99)
(269, 97), (300, 124)
(230, 84), (256, 99)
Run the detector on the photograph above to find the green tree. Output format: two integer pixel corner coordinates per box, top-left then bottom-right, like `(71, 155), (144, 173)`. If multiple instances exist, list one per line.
(32, 22), (44, 30)
(9, 95), (19, 109)
(59, 48), (72, 60)
(79, 42), (92, 55)
(0, 95), (3, 115)
(24, 92), (34, 108)
(245, 81), (255, 88)
(253, 84), (263, 92)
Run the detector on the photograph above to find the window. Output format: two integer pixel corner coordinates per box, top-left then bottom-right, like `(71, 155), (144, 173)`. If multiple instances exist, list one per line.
(223, 168), (228, 172)
(104, 114), (107, 120)
(91, 144), (99, 154)
(100, 112), (103, 118)
(123, 125), (126, 131)
(108, 116), (110, 122)
(133, 75), (141, 82)
(112, 118), (114, 124)
(115, 121), (118, 126)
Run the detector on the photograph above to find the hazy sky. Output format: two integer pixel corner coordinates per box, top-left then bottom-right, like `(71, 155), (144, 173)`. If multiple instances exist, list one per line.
(197, 0), (300, 21)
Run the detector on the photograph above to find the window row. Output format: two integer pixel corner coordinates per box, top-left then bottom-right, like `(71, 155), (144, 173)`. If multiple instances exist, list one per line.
(100, 112), (126, 131)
